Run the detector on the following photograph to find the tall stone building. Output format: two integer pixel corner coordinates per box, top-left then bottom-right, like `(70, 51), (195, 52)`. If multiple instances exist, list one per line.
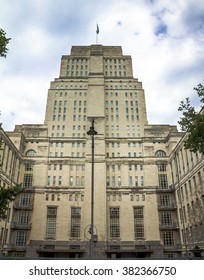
(0, 45), (203, 259)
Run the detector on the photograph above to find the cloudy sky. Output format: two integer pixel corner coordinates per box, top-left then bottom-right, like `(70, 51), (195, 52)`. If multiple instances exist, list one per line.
(0, 0), (204, 131)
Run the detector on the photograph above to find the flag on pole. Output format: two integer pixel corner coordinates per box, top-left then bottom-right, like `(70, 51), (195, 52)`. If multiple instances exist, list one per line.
(96, 24), (99, 34)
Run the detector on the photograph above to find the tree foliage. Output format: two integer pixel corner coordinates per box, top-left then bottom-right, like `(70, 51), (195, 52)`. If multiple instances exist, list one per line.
(0, 28), (11, 58)
(178, 83), (204, 155)
(0, 184), (23, 220)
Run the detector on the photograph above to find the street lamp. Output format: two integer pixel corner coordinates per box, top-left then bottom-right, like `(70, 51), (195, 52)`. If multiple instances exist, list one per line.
(87, 118), (97, 259)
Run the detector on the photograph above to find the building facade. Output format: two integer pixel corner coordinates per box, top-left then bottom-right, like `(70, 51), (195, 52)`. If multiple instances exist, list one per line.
(170, 132), (204, 258)
(0, 45), (203, 259)
(0, 125), (24, 257)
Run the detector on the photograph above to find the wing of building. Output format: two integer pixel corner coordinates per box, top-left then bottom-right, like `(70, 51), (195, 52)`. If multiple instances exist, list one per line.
(0, 45), (203, 259)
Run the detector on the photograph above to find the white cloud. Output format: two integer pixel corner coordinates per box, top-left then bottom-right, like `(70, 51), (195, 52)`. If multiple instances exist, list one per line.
(1, 75), (47, 130)
(0, 0), (204, 131)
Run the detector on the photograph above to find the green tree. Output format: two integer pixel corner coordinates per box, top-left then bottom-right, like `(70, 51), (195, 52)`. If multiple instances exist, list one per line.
(0, 184), (22, 220)
(0, 28), (11, 58)
(178, 83), (204, 155)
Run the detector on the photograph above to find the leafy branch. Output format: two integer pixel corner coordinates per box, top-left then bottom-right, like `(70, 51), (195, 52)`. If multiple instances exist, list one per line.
(178, 83), (204, 155)
(0, 28), (11, 58)
(0, 184), (23, 220)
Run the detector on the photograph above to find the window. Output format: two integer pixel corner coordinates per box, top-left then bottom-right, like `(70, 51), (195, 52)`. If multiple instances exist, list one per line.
(107, 176), (110, 187)
(163, 231), (174, 246)
(16, 231), (27, 246)
(129, 176), (133, 187)
(23, 174), (33, 188)
(134, 207), (144, 239)
(53, 176), (56, 186)
(46, 207), (57, 239)
(70, 176), (73, 186)
(135, 176), (138, 187)
(118, 176), (121, 187)
(25, 164), (33, 171)
(19, 194), (31, 206)
(141, 176), (144, 187)
(110, 208), (120, 238)
(47, 176), (50, 186)
(18, 211), (30, 225)
(59, 176), (62, 185)
(70, 208), (81, 238)
(26, 150), (36, 157)
(160, 195), (170, 207)
(158, 164), (167, 172)
(155, 150), (166, 157)
(161, 212), (172, 225)
(112, 176), (115, 187)
(76, 176), (79, 186)
(159, 174), (168, 189)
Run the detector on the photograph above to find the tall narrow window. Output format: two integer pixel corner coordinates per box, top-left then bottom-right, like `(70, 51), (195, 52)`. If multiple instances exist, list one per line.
(70, 176), (73, 186)
(18, 211), (30, 225)
(47, 176), (50, 186)
(19, 194), (31, 206)
(16, 231), (27, 246)
(23, 174), (33, 188)
(46, 206), (57, 239)
(112, 176), (115, 187)
(135, 176), (138, 187)
(129, 176), (133, 187)
(59, 176), (62, 186)
(118, 176), (121, 187)
(107, 176), (110, 187)
(110, 207), (120, 238)
(159, 174), (168, 189)
(134, 207), (144, 239)
(70, 207), (81, 238)
(160, 194), (170, 207)
(141, 176), (144, 187)
(76, 176), (79, 186)
(163, 231), (174, 246)
(161, 212), (172, 225)
(53, 176), (56, 186)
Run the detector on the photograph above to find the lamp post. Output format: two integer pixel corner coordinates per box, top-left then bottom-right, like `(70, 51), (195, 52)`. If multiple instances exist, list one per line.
(87, 118), (97, 259)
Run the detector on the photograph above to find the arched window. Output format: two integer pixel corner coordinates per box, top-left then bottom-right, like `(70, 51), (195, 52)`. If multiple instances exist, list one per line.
(155, 150), (166, 157)
(26, 150), (36, 157)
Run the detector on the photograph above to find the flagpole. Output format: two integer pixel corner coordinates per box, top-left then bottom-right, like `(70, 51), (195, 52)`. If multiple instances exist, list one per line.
(96, 24), (99, 44)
